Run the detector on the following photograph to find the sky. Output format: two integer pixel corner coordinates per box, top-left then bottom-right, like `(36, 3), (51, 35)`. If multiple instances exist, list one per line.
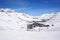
(0, 0), (60, 16)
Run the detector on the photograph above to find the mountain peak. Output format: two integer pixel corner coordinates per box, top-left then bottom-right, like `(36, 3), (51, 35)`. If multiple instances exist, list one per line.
(0, 8), (15, 12)
(0, 8), (60, 31)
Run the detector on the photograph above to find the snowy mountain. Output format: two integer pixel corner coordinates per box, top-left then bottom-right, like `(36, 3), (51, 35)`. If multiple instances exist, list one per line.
(0, 8), (60, 40)
(0, 8), (60, 31)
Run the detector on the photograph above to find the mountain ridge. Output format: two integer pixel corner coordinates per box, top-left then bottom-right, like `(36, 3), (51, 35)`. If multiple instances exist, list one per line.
(0, 8), (60, 31)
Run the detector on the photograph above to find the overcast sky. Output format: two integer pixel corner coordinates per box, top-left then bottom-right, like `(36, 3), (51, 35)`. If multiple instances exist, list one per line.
(0, 0), (60, 16)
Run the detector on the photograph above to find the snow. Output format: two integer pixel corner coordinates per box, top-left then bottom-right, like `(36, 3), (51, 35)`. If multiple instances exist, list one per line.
(0, 8), (60, 40)
(0, 31), (60, 40)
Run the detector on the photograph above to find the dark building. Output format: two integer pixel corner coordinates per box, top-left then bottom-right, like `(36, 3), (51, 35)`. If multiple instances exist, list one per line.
(27, 22), (49, 29)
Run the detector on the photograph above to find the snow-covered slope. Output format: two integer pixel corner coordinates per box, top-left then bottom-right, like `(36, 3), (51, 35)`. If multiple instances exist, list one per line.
(0, 8), (60, 40)
(0, 8), (60, 31)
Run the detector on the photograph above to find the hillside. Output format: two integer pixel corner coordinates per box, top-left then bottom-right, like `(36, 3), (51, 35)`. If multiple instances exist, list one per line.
(0, 8), (60, 40)
(0, 8), (60, 31)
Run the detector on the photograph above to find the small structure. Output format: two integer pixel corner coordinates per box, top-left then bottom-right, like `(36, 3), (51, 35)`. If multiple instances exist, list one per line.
(27, 22), (49, 30)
